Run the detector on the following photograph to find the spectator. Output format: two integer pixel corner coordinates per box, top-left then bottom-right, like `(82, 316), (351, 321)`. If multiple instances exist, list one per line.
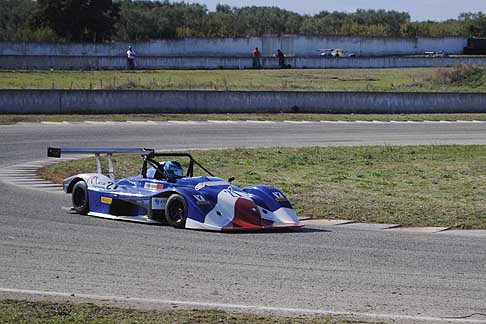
(126, 46), (136, 70)
(277, 49), (285, 68)
(252, 47), (261, 69)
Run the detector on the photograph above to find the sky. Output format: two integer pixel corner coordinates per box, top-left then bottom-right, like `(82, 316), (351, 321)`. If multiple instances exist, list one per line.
(192, 0), (485, 21)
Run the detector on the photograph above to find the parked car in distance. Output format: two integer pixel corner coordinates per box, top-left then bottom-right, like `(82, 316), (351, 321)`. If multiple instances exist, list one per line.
(424, 51), (448, 58)
(318, 48), (356, 57)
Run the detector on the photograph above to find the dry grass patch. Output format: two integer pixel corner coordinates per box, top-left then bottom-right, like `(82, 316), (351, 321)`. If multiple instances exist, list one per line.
(432, 64), (485, 87)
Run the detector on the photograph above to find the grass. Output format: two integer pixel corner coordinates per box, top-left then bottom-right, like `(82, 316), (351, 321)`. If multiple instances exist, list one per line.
(1, 67), (486, 92)
(3, 113), (486, 124)
(0, 299), (373, 324)
(39, 145), (486, 229)
(430, 64), (486, 89)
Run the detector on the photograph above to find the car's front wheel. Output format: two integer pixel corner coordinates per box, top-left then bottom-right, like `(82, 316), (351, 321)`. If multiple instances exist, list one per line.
(72, 181), (90, 215)
(165, 194), (187, 229)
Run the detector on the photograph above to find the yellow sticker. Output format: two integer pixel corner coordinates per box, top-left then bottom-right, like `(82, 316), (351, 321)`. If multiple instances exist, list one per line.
(272, 192), (287, 202)
(101, 196), (113, 204)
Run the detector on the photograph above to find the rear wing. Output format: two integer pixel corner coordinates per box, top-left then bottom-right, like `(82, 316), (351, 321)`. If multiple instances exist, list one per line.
(47, 147), (153, 179)
(47, 147), (152, 158)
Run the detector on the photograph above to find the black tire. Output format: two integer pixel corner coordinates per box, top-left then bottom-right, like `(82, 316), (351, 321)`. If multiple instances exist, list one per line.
(72, 181), (90, 215)
(165, 194), (187, 229)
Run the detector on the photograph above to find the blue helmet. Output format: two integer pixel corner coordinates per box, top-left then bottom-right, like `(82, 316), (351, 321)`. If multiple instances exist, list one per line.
(163, 161), (183, 180)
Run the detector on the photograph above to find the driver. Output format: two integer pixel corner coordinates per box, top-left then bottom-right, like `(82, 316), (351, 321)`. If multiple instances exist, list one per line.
(162, 161), (184, 181)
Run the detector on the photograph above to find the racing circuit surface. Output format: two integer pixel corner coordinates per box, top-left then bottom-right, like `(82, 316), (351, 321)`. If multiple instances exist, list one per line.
(1, 121), (486, 323)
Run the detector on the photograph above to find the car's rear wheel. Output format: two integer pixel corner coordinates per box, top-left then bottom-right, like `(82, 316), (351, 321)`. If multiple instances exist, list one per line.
(72, 181), (90, 215)
(165, 194), (187, 229)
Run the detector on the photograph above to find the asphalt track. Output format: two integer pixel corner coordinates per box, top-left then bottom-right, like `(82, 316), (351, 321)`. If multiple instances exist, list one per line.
(1, 121), (486, 323)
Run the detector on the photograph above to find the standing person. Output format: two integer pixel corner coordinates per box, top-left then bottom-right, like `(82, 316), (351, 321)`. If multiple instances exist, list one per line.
(277, 49), (285, 68)
(252, 47), (261, 69)
(126, 46), (136, 70)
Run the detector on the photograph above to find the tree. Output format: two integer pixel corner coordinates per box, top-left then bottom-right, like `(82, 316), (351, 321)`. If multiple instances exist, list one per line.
(0, 0), (34, 41)
(460, 12), (486, 37)
(7, 1), (484, 42)
(350, 9), (410, 37)
(400, 22), (421, 38)
(34, 0), (119, 42)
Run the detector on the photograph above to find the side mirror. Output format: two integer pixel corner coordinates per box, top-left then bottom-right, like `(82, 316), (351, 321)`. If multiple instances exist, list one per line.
(228, 177), (235, 183)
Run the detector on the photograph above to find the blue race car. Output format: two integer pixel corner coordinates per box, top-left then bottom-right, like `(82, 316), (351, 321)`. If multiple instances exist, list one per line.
(47, 147), (303, 231)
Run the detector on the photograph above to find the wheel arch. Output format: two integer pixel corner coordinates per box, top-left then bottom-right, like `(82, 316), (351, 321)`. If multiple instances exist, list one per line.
(65, 177), (86, 193)
(156, 188), (210, 224)
(158, 189), (181, 198)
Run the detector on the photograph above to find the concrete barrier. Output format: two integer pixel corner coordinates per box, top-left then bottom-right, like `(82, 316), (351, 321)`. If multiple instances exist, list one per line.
(2, 55), (486, 70)
(1, 90), (485, 114)
(0, 36), (467, 57)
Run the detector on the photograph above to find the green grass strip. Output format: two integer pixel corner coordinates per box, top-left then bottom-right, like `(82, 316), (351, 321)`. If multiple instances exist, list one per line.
(1, 67), (485, 92)
(0, 299), (371, 324)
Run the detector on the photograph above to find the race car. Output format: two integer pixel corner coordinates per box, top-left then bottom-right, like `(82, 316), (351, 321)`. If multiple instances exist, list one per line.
(47, 147), (303, 231)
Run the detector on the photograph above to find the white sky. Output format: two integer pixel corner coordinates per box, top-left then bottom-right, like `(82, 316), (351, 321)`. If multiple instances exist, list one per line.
(190, 0), (485, 21)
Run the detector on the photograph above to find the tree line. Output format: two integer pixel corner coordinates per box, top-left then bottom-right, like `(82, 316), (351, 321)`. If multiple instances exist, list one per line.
(1, 0), (486, 42)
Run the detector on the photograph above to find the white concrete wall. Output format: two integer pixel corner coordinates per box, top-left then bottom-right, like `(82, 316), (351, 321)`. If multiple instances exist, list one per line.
(0, 38), (262, 57)
(287, 36), (467, 56)
(0, 36), (467, 57)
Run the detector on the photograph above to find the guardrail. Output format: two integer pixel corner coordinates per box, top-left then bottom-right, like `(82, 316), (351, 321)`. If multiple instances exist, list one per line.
(1, 90), (485, 114)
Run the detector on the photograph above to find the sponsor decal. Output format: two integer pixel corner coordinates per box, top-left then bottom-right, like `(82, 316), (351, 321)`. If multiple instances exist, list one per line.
(224, 186), (243, 198)
(88, 176), (115, 189)
(272, 191), (288, 202)
(101, 196), (113, 204)
(88, 176), (98, 185)
(193, 195), (209, 205)
(152, 197), (168, 210)
(195, 181), (229, 191)
(136, 199), (150, 206)
(144, 183), (164, 190)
